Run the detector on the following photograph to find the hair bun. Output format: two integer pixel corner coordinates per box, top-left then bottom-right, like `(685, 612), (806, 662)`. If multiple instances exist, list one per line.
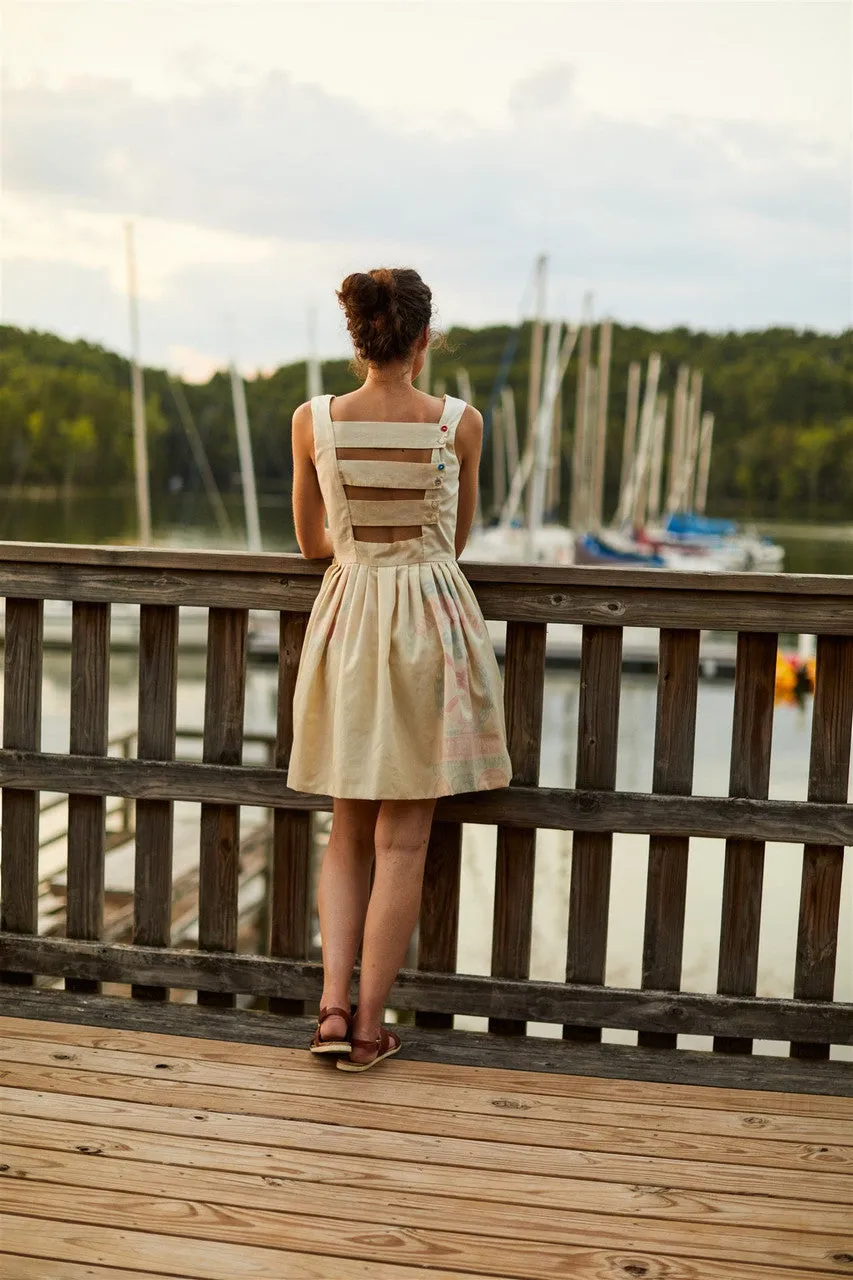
(337, 267), (432, 366)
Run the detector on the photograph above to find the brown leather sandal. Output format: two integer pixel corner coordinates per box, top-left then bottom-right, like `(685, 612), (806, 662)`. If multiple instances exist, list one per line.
(336, 1025), (402, 1072)
(309, 1006), (352, 1055)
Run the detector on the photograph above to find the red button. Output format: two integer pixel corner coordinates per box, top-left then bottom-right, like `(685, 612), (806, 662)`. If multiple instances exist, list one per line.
(440, 425), (448, 432)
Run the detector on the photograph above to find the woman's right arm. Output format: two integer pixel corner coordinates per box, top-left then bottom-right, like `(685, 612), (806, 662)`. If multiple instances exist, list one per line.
(292, 403), (333, 559)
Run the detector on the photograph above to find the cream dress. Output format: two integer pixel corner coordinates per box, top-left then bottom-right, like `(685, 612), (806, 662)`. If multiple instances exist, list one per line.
(287, 394), (513, 800)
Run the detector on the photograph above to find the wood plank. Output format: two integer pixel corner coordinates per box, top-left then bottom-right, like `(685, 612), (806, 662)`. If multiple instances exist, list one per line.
(640, 629), (700, 1049)
(7, 1011), (852, 1119)
(416, 821), (463, 1029)
(565, 625), (622, 1041)
(5, 1133), (853, 1241)
(132, 604), (179, 1002)
(490, 620), (546, 1035)
(6, 1092), (852, 1205)
(3, 1180), (851, 1275)
(3, 750), (852, 842)
(66, 601), (110, 995)
(3, 986), (851, 1095)
(4, 934), (852, 1044)
(198, 607), (247, 1008)
(793, 634), (853, 1060)
(5, 558), (853, 633)
(0, 1215), (493, 1280)
(7, 1035), (850, 1146)
(0, 1260), (186, 1280)
(1, 598), (44, 986)
(5, 1060), (852, 1176)
(716, 631), (777, 1053)
(270, 611), (311, 1016)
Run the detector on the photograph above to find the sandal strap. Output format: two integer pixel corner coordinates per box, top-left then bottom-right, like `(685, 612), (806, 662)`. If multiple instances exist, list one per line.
(351, 1028), (400, 1053)
(318, 1005), (351, 1023)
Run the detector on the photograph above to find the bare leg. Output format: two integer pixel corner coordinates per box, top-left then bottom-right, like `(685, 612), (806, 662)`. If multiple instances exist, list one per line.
(351, 798), (436, 1063)
(317, 798), (380, 1041)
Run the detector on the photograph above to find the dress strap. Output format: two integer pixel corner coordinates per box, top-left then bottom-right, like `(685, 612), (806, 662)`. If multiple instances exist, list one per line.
(441, 394), (468, 434)
(310, 394), (335, 461)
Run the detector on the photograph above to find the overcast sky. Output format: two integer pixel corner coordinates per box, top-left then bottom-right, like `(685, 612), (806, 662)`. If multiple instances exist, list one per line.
(1, 0), (850, 379)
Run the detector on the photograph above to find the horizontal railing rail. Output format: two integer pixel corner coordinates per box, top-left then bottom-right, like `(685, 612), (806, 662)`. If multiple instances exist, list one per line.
(1, 541), (851, 1090)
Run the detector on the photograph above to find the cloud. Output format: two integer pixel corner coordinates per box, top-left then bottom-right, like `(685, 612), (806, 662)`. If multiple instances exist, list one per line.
(2, 66), (850, 368)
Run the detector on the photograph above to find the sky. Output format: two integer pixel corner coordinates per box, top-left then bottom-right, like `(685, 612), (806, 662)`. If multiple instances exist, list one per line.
(1, 0), (851, 379)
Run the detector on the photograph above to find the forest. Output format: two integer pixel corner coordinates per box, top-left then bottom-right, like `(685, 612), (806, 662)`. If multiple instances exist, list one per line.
(1, 320), (852, 523)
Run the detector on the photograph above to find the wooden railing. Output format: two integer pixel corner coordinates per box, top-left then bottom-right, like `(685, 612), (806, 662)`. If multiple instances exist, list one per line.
(1, 542), (851, 1091)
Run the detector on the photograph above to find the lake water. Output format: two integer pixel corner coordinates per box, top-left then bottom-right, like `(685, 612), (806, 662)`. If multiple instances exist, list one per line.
(2, 492), (851, 1058)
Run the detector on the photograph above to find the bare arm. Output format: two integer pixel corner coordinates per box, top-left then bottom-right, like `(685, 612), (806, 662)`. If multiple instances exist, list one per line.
(291, 402), (333, 560)
(454, 405), (483, 557)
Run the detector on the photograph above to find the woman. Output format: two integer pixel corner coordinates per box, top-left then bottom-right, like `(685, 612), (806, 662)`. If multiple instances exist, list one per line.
(288, 266), (512, 1070)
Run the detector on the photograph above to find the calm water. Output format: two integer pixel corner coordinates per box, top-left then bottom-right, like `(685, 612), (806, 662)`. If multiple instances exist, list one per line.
(3, 492), (851, 1057)
(3, 488), (853, 575)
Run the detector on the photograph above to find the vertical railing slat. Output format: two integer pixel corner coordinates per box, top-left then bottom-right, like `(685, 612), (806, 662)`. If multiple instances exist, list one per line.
(66, 601), (111, 994)
(132, 604), (179, 1001)
(270, 611), (312, 1016)
(792, 634), (853, 1059)
(416, 821), (463, 1030)
(197, 606), (248, 1008)
(489, 621), (547, 1035)
(565, 625), (622, 1041)
(639, 628), (700, 1049)
(715, 631), (777, 1053)
(1, 598), (44, 985)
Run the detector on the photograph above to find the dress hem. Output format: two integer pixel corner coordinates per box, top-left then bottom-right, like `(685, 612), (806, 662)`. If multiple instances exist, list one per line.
(286, 773), (513, 802)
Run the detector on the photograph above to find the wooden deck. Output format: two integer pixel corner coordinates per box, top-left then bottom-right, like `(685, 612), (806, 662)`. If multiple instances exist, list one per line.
(1, 1015), (851, 1280)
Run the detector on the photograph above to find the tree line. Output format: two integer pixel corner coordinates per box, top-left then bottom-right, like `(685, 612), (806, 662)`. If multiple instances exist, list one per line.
(1, 321), (851, 521)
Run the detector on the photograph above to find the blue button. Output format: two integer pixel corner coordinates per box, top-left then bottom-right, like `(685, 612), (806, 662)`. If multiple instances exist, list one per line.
(438, 464), (445, 471)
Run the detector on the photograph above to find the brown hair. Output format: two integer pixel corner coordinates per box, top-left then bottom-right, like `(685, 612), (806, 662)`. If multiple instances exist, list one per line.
(337, 267), (432, 365)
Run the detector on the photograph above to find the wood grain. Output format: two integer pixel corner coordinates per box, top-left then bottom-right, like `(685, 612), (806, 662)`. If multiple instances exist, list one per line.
(716, 632), (777, 1054)
(2, 750), (852, 842)
(490, 621), (546, 1035)
(270, 611), (311, 1016)
(65, 601), (110, 995)
(417, 821), (463, 1030)
(565, 626), (622, 1041)
(132, 604), (179, 1002)
(640, 629), (700, 1049)
(793, 634), (853, 1060)
(1, 598), (43, 985)
(198, 608), (248, 1009)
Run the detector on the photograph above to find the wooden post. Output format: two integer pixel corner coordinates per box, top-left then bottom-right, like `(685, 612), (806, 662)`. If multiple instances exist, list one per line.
(1, 598), (44, 985)
(694, 411), (715, 515)
(270, 612), (312, 1016)
(132, 604), (179, 1001)
(639, 629), (700, 1049)
(66, 602), (111, 994)
(617, 362), (641, 526)
(417, 822), (463, 1029)
(490, 621), (547, 1035)
(565, 625), (622, 1041)
(715, 631), (777, 1054)
(589, 319), (612, 532)
(791, 635), (853, 1058)
(198, 606), (248, 1007)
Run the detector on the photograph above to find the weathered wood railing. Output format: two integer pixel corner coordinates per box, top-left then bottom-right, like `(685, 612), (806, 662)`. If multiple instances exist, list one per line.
(1, 542), (851, 1092)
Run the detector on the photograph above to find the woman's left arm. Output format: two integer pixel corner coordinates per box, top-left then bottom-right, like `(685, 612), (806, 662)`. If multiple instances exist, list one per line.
(292, 402), (333, 559)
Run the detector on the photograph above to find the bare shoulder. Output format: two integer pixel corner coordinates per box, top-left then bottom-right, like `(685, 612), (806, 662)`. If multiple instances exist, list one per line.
(291, 400), (314, 455)
(455, 403), (484, 453)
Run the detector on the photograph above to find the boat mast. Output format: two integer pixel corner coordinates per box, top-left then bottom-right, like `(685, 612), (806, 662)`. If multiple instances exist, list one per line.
(229, 362), (262, 552)
(569, 292), (594, 531)
(617, 361), (641, 525)
(694, 411), (715, 514)
(124, 221), (152, 544)
(589, 318), (612, 532)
